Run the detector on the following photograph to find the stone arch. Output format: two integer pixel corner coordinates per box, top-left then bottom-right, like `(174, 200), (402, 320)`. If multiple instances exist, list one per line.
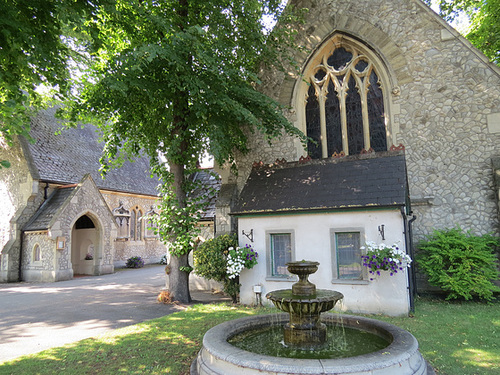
(70, 210), (104, 276)
(281, 14), (411, 107)
(291, 31), (403, 158)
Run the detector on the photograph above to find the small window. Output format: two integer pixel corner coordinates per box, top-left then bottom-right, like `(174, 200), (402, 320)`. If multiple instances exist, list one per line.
(333, 231), (363, 280)
(113, 201), (130, 239)
(33, 244), (41, 263)
(136, 210), (143, 240)
(267, 232), (294, 278)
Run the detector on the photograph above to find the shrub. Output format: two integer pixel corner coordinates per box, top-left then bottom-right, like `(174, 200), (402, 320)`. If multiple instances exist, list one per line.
(126, 256), (145, 269)
(417, 227), (500, 301)
(193, 234), (258, 303)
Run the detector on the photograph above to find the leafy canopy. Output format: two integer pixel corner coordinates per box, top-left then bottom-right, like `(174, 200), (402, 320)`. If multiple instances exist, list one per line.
(426, 0), (500, 65)
(63, 0), (305, 261)
(64, 0), (303, 171)
(0, 0), (104, 144)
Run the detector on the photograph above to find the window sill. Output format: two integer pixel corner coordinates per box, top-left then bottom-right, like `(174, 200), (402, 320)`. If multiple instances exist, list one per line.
(331, 279), (369, 285)
(266, 276), (297, 282)
(115, 237), (129, 242)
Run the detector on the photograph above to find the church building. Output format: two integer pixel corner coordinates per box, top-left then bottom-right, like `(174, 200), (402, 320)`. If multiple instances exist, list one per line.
(1, 108), (218, 283)
(215, 0), (500, 315)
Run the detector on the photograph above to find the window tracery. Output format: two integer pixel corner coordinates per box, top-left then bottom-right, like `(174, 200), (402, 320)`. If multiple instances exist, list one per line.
(305, 44), (387, 158)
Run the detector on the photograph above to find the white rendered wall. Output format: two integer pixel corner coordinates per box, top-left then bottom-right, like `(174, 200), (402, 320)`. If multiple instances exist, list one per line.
(238, 209), (410, 316)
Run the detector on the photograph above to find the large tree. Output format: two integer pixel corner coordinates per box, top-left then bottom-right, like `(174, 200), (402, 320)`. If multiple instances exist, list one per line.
(426, 0), (500, 65)
(63, 0), (304, 302)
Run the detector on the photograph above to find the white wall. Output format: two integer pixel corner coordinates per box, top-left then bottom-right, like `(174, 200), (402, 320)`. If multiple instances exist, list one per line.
(238, 209), (410, 316)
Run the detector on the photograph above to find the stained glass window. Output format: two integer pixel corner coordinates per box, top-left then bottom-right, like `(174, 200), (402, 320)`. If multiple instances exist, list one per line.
(325, 80), (342, 155)
(305, 44), (387, 158)
(306, 85), (322, 159)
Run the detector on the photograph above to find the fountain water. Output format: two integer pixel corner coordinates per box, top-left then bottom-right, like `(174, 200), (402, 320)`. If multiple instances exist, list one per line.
(192, 260), (430, 375)
(266, 261), (343, 349)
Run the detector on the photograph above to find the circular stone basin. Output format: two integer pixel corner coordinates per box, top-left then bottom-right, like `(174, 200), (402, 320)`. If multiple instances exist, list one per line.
(192, 313), (429, 375)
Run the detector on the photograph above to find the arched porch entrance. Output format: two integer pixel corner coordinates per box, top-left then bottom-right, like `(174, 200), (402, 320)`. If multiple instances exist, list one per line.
(71, 214), (100, 276)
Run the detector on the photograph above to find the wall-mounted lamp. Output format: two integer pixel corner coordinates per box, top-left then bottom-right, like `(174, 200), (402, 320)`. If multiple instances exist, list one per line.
(242, 229), (254, 242)
(378, 225), (385, 240)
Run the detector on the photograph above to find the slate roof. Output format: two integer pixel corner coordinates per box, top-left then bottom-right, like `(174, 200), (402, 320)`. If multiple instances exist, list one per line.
(22, 107), (159, 196)
(191, 169), (221, 221)
(23, 185), (77, 231)
(232, 151), (408, 215)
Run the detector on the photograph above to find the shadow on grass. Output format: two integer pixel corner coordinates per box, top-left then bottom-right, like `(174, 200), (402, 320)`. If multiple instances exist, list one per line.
(0, 304), (267, 375)
(1, 299), (498, 375)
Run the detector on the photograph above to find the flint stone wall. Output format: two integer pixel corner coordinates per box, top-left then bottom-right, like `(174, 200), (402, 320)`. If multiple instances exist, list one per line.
(217, 0), (500, 241)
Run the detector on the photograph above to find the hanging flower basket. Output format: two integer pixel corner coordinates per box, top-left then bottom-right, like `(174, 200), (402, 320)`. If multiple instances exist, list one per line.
(361, 242), (411, 280)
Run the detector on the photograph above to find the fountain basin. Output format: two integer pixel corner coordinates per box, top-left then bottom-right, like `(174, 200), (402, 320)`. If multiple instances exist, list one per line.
(266, 289), (344, 348)
(192, 313), (428, 375)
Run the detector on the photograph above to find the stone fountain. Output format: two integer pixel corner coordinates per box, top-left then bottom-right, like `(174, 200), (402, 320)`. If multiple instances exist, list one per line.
(266, 261), (343, 349)
(192, 260), (430, 375)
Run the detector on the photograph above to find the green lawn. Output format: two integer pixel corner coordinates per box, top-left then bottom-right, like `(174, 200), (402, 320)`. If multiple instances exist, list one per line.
(0, 298), (498, 375)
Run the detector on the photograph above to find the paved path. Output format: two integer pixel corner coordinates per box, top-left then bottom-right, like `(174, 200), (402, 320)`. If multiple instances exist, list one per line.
(0, 265), (227, 362)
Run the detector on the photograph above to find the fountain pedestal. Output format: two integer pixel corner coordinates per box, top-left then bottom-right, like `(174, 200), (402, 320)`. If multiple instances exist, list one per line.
(266, 261), (343, 349)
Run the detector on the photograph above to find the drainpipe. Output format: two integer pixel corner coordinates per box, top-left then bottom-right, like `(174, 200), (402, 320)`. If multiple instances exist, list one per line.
(18, 229), (24, 282)
(44, 182), (49, 199)
(401, 206), (417, 314)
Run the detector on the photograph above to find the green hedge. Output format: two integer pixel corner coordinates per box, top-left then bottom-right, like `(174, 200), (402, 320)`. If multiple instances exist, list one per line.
(417, 227), (499, 301)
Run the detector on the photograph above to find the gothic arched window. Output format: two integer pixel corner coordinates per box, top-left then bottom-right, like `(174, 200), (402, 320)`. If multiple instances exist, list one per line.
(130, 207), (143, 241)
(305, 43), (387, 158)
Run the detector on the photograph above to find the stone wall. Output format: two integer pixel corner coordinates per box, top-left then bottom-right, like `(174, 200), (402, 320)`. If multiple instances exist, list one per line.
(217, 0), (500, 242)
(0, 136), (44, 282)
(101, 191), (168, 265)
(22, 232), (58, 282)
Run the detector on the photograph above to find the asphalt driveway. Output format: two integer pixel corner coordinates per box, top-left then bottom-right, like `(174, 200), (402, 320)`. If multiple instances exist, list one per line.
(0, 264), (227, 362)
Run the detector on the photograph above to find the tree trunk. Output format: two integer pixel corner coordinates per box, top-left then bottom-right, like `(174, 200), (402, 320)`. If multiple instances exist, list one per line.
(166, 0), (192, 304)
(169, 252), (192, 303)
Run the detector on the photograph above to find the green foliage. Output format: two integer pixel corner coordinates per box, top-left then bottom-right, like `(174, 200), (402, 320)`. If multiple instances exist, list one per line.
(0, 0), (107, 145)
(193, 234), (242, 302)
(417, 227), (500, 301)
(426, 0), (500, 65)
(58, 0), (304, 302)
(194, 234), (238, 282)
(0, 160), (11, 169)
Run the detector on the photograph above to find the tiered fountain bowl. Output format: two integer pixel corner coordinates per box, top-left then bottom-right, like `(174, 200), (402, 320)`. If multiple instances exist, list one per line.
(192, 260), (430, 375)
(266, 261), (343, 348)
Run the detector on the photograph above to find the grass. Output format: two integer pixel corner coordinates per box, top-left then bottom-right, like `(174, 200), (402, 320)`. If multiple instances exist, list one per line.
(0, 297), (498, 375)
(370, 296), (500, 375)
